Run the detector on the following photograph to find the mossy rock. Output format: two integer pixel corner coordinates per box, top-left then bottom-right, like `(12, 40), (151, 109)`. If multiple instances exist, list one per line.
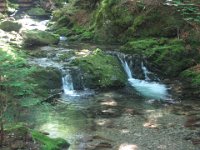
(31, 130), (70, 150)
(71, 49), (126, 89)
(54, 27), (69, 36)
(121, 38), (198, 77)
(50, 15), (73, 31)
(27, 7), (48, 18)
(181, 65), (200, 98)
(30, 67), (62, 97)
(22, 30), (60, 47)
(0, 20), (22, 32)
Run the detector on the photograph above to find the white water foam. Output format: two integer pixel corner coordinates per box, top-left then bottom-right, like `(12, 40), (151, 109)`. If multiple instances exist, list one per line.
(118, 54), (169, 100)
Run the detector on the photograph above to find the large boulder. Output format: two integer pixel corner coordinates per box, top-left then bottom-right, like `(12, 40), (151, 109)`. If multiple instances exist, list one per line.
(22, 30), (59, 47)
(181, 64), (200, 99)
(71, 49), (126, 89)
(30, 67), (62, 97)
(0, 20), (22, 32)
(27, 7), (49, 18)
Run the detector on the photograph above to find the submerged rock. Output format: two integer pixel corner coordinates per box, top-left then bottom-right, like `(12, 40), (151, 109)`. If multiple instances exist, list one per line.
(22, 30), (59, 47)
(71, 49), (126, 89)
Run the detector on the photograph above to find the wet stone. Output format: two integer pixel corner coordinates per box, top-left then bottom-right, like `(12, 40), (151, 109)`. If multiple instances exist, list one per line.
(185, 116), (200, 128)
(94, 142), (112, 149)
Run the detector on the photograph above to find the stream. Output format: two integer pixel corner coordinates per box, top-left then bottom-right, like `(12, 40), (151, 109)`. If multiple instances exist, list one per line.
(18, 17), (200, 150)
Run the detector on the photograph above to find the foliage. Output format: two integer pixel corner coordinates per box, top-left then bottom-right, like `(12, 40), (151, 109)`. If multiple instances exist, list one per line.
(166, 0), (200, 24)
(181, 65), (200, 86)
(0, 46), (37, 97)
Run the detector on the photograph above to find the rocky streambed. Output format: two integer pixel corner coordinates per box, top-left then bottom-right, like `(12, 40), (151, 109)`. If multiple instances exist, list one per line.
(1, 13), (200, 150)
(24, 39), (200, 150)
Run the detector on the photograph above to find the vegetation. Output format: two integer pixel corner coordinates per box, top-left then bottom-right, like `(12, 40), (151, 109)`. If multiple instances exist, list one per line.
(31, 130), (70, 150)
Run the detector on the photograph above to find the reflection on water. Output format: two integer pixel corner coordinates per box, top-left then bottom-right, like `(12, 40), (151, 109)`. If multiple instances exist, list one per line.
(20, 90), (200, 150)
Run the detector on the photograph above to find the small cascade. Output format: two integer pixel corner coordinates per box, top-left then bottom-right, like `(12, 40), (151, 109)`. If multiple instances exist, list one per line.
(61, 69), (94, 97)
(62, 71), (74, 95)
(116, 52), (169, 100)
(141, 62), (150, 81)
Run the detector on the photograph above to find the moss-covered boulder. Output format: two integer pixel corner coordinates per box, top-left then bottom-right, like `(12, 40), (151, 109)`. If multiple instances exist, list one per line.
(31, 130), (70, 150)
(27, 7), (48, 18)
(0, 20), (22, 32)
(30, 67), (62, 97)
(22, 30), (59, 47)
(121, 38), (198, 77)
(181, 65), (200, 98)
(71, 49), (126, 89)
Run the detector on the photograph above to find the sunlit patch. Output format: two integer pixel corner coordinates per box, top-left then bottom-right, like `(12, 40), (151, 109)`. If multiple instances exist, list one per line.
(100, 99), (118, 106)
(119, 143), (138, 150)
(143, 122), (158, 128)
(120, 129), (130, 134)
(157, 145), (167, 149)
(75, 49), (91, 57)
(95, 119), (112, 126)
(144, 109), (165, 128)
(1, 45), (17, 59)
(39, 122), (75, 139)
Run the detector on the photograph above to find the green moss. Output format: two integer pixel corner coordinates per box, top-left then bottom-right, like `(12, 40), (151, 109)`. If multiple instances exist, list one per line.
(181, 67), (200, 97)
(0, 20), (22, 32)
(51, 15), (73, 30)
(71, 49), (126, 88)
(54, 27), (69, 36)
(31, 130), (70, 150)
(22, 30), (60, 47)
(79, 31), (94, 41)
(27, 7), (47, 17)
(30, 67), (62, 97)
(181, 69), (200, 86)
(121, 38), (198, 77)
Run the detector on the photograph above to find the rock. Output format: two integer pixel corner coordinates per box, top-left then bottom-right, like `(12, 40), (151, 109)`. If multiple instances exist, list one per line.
(71, 49), (126, 89)
(0, 20), (22, 32)
(11, 140), (24, 150)
(95, 142), (112, 149)
(30, 67), (62, 97)
(27, 7), (48, 18)
(22, 30), (59, 47)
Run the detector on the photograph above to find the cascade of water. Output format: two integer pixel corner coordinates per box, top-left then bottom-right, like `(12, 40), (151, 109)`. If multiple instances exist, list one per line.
(62, 70), (75, 95)
(117, 53), (133, 79)
(141, 62), (150, 81)
(117, 53), (169, 100)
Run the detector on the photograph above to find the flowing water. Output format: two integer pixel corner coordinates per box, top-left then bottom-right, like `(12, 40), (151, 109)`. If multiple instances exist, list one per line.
(19, 18), (200, 150)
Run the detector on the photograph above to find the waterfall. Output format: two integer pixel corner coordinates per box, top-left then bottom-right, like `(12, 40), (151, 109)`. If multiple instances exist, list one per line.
(62, 70), (75, 95)
(61, 69), (94, 97)
(117, 53), (169, 100)
(141, 62), (150, 81)
(118, 55), (133, 78)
